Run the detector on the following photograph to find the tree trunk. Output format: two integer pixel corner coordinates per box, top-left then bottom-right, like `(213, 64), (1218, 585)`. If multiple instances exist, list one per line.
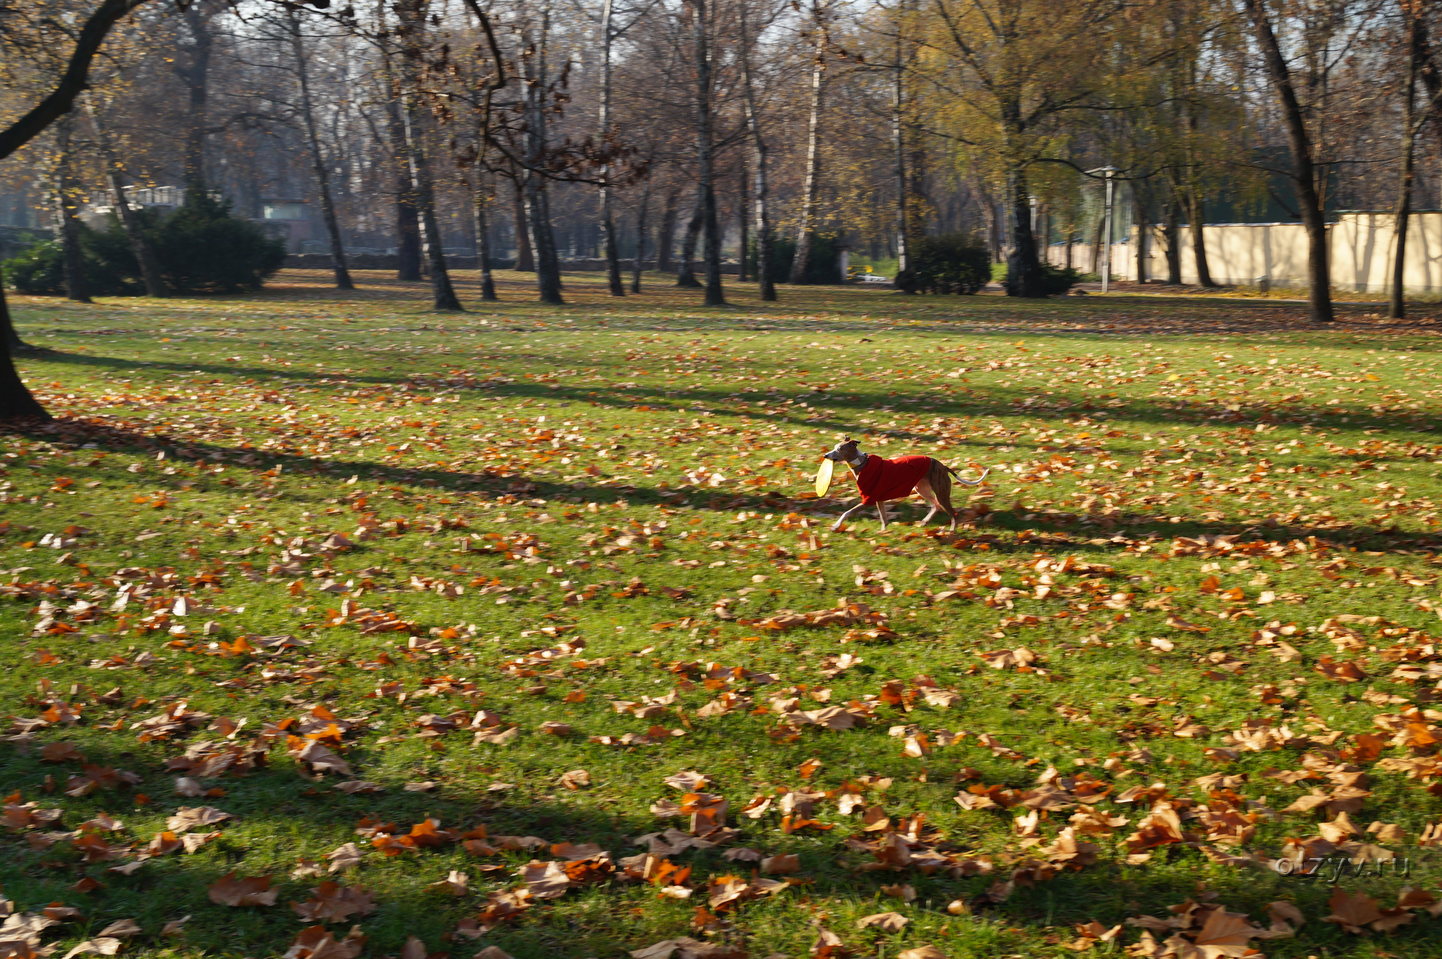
(475, 180), (497, 301)
(631, 184), (651, 293)
(520, 18), (564, 305)
(1163, 198), (1181, 284)
(790, 5), (829, 285)
(0, 285), (50, 423)
(656, 191), (677, 273)
(177, 3), (213, 193)
(892, 8), (911, 276)
(739, 0), (776, 302)
(53, 120), (91, 304)
(1185, 190), (1215, 287)
(736, 162), (749, 283)
(1390, 7), (1422, 320)
(1002, 166), (1043, 297)
(288, 8), (353, 290)
(598, 0), (625, 297)
(381, 52), (422, 280)
(1133, 185), (1148, 284)
(676, 194), (703, 287)
(396, 0), (462, 311)
(510, 179), (534, 271)
(86, 100), (169, 297)
(1242, 0), (1333, 322)
(690, 0), (725, 305)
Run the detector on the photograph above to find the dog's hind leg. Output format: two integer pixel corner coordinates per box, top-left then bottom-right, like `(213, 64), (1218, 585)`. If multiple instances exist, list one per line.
(930, 461), (960, 531)
(914, 476), (942, 525)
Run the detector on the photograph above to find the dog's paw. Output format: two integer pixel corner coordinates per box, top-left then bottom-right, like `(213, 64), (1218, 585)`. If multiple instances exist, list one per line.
(830, 521), (844, 532)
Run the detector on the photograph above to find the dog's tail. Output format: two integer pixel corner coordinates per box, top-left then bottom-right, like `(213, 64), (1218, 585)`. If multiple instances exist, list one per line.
(943, 462), (990, 486)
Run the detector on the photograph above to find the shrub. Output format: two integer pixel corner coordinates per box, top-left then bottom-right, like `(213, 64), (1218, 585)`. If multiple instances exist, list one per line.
(3, 229), (137, 296)
(893, 234), (990, 294)
(152, 191), (286, 293)
(3, 191), (286, 297)
(1038, 264), (1084, 295)
(747, 233), (844, 285)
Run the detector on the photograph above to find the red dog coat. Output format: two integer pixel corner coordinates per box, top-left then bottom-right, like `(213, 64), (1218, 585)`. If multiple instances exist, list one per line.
(853, 454), (933, 505)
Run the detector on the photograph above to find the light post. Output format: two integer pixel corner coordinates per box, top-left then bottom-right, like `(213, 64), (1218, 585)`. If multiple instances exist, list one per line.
(1087, 166), (1118, 293)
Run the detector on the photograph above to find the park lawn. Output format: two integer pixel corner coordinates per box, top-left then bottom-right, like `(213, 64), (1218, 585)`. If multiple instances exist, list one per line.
(2, 270), (1442, 959)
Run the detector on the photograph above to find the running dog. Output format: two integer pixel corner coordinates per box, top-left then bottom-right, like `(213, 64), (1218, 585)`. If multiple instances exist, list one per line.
(823, 437), (988, 532)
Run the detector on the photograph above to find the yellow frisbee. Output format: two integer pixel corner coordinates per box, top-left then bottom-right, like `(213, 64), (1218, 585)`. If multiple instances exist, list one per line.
(814, 457), (835, 496)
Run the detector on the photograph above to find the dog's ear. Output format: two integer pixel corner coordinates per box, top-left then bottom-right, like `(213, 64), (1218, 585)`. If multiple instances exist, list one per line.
(843, 436), (853, 444)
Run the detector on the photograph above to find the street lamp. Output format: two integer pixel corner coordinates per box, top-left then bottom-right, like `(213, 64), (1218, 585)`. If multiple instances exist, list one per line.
(1087, 166), (1118, 294)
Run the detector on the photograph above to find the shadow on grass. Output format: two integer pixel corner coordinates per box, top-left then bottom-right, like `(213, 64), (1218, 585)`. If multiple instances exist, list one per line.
(27, 347), (1442, 441)
(19, 418), (1442, 555)
(1, 729), (1431, 959)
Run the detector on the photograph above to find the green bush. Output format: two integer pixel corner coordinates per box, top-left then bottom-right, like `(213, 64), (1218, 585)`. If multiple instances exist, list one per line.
(747, 233), (844, 284)
(3, 191), (285, 297)
(1038, 263), (1084, 295)
(3, 231), (137, 296)
(893, 234), (990, 295)
(153, 191), (285, 293)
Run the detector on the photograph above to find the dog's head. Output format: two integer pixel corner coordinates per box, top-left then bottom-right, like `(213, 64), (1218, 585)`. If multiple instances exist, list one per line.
(823, 437), (861, 463)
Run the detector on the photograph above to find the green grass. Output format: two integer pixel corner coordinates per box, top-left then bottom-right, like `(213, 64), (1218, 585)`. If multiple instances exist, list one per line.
(3, 270), (1442, 958)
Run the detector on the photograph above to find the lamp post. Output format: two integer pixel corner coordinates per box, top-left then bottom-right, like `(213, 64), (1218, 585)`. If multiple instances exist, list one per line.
(1087, 166), (1118, 293)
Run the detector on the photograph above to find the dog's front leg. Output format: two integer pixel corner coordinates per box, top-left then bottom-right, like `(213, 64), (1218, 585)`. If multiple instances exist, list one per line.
(875, 502), (889, 530)
(832, 499), (867, 531)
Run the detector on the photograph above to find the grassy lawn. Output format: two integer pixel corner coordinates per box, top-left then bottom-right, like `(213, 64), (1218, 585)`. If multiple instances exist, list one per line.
(3, 270), (1442, 959)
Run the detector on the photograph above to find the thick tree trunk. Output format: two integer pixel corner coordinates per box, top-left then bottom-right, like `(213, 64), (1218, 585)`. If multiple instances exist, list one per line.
(739, 2), (776, 301)
(54, 121), (91, 304)
(1003, 167), (1043, 297)
(692, 0), (725, 306)
(87, 101), (169, 297)
(0, 285), (50, 423)
(510, 180), (534, 271)
(676, 194), (703, 288)
(1243, 0), (1333, 322)
(288, 8), (353, 290)
(1163, 198), (1181, 284)
(396, 0), (462, 311)
(631, 185), (650, 293)
(1185, 190), (1215, 287)
(598, 0), (625, 297)
(177, 3), (213, 193)
(1133, 186), (1148, 284)
(382, 68), (422, 280)
(520, 20), (563, 305)
(790, 9), (828, 285)
(1390, 9), (1422, 320)
(736, 163), (749, 283)
(656, 192), (677, 273)
(475, 181), (497, 301)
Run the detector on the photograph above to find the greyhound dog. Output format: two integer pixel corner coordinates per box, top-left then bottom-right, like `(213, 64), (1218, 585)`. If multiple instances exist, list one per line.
(823, 437), (988, 532)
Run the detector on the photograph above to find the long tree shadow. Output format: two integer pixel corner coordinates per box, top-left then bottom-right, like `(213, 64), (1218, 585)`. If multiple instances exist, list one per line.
(1, 701), (1432, 959)
(19, 418), (1442, 555)
(28, 348), (1442, 440)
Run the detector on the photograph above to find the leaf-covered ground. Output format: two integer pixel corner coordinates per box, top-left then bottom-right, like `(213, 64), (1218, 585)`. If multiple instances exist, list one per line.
(3, 271), (1442, 959)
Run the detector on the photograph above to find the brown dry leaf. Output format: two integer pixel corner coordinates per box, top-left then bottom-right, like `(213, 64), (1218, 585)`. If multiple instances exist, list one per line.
(1190, 909), (1263, 957)
(291, 882), (376, 922)
(520, 861), (572, 899)
(94, 921), (140, 939)
(283, 926), (366, 959)
(1323, 888), (1384, 933)
(400, 937), (427, 959)
(206, 873), (277, 907)
(558, 769), (591, 790)
(760, 854), (799, 875)
(61, 939), (121, 959)
(472, 948), (515, 959)
(165, 806), (232, 833)
(855, 912), (909, 932)
(896, 948), (947, 959)
(291, 741), (353, 777)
